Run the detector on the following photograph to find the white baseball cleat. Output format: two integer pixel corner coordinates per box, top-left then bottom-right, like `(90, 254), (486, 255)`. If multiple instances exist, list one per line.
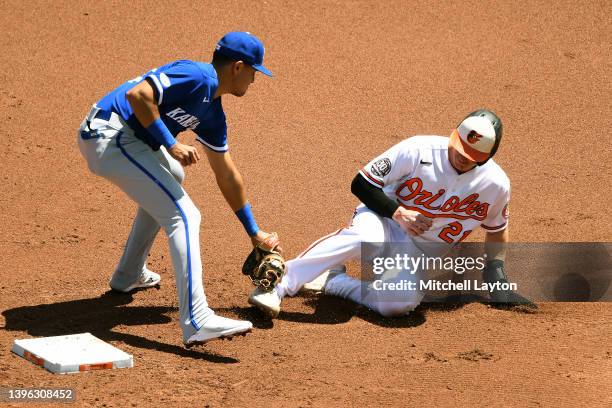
(248, 287), (282, 318)
(184, 314), (253, 347)
(301, 267), (346, 294)
(111, 269), (161, 293)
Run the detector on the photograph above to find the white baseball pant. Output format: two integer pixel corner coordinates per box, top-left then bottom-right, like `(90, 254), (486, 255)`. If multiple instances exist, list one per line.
(77, 106), (213, 342)
(276, 205), (426, 317)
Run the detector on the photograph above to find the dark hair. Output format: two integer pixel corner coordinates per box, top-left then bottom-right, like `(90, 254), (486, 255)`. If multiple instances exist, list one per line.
(212, 50), (237, 69)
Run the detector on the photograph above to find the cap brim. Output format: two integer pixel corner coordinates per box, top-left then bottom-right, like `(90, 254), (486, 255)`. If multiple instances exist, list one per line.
(450, 129), (490, 162)
(253, 64), (273, 77)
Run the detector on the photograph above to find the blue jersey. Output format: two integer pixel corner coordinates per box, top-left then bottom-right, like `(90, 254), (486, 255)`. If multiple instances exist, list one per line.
(96, 60), (228, 152)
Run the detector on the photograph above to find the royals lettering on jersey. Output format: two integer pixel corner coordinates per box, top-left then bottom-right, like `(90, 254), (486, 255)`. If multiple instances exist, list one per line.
(166, 108), (201, 130)
(96, 60), (228, 152)
(359, 136), (510, 244)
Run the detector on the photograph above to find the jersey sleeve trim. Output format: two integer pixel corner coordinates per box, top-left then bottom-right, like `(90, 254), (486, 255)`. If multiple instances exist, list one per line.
(147, 74), (164, 104)
(481, 221), (508, 232)
(359, 169), (384, 188)
(196, 136), (229, 153)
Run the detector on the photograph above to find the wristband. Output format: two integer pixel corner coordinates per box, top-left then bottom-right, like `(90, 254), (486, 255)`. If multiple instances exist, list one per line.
(146, 118), (176, 149)
(235, 203), (259, 236)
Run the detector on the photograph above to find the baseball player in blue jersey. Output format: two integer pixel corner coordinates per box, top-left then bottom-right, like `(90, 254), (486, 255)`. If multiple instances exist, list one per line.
(77, 32), (276, 347)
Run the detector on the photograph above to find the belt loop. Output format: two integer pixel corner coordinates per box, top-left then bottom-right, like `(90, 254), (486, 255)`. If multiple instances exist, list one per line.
(86, 105), (100, 122)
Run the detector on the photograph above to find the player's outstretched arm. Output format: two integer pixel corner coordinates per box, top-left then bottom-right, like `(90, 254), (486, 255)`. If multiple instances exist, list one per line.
(204, 148), (279, 248)
(204, 149), (247, 211)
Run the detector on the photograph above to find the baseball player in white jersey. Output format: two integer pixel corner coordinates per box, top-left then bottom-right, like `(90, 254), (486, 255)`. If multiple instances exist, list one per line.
(249, 109), (513, 317)
(78, 32), (278, 346)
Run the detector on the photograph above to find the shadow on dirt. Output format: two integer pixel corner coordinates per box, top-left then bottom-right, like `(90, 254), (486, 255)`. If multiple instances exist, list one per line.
(423, 292), (539, 313)
(216, 306), (275, 330)
(355, 306), (427, 328)
(266, 292), (533, 328)
(220, 295), (360, 329)
(217, 295), (359, 328)
(280, 296), (358, 325)
(1, 291), (239, 364)
(241, 295), (430, 328)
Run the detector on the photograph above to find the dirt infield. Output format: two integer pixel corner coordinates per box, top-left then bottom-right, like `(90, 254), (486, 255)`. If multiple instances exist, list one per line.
(1, 1), (610, 407)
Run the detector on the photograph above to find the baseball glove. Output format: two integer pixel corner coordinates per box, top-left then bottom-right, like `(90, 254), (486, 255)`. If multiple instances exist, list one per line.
(242, 233), (286, 291)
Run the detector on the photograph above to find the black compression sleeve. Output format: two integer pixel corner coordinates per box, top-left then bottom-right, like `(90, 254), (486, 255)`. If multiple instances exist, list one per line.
(351, 173), (399, 219)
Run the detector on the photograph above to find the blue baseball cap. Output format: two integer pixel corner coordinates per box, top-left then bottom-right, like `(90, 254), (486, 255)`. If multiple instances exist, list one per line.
(215, 31), (273, 77)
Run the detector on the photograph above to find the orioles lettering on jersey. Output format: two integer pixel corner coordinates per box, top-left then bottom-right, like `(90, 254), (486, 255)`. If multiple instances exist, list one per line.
(395, 177), (489, 221)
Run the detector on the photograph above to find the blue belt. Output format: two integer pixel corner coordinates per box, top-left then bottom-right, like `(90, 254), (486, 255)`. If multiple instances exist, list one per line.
(93, 109), (112, 121)
(80, 108), (114, 140)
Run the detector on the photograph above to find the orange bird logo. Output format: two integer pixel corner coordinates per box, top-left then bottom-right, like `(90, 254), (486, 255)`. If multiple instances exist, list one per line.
(466, 130), (483, 144)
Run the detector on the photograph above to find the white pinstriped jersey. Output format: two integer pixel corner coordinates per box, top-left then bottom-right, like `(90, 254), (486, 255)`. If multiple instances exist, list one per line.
(359, 136), (510, 244)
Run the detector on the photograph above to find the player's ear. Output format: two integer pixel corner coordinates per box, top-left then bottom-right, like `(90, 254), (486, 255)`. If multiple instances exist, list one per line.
(232, 60), (245, 75)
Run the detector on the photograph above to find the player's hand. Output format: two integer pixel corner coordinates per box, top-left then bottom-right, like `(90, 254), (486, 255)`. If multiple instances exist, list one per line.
(168, 142), (200, 166)
(251, 230), (283, 253)
(392, 207), (433, 236)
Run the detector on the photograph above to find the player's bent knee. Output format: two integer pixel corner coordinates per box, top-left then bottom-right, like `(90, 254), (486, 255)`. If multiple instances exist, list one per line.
(180, 202), (201, 225)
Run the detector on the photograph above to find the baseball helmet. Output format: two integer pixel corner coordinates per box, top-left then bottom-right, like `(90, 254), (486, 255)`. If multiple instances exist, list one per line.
(449, 109), (503, 165)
